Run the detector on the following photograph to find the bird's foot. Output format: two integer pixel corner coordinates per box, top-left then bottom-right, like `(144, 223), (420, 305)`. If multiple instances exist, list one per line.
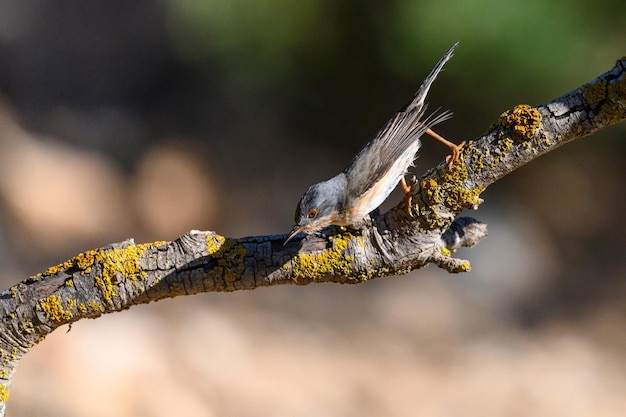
(400, 175), (417, 217)
(426, 128), (465, 169)
(444, 141), (466, 169)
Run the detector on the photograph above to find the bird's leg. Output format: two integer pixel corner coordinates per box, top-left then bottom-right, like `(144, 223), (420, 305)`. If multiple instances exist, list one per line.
(425, 128), (465, 168)
(400, 175), (417, 217)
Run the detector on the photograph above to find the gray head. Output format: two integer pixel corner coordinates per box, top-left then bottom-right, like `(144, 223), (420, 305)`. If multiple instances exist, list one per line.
(285, 174), (347, 244)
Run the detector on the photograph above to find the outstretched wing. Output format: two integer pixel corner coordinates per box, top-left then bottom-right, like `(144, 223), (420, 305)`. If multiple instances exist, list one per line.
(345, 43), (458, 203)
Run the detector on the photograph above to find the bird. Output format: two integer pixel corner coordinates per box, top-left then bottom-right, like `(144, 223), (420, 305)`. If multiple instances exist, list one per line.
(285, 42), (462, 244)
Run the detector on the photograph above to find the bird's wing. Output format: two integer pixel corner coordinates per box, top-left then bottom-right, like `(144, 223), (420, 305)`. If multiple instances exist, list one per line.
(345, 43), (458, 201)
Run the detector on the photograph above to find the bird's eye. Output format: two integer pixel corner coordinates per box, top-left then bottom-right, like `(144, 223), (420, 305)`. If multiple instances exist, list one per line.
(307, 208), (318, 219)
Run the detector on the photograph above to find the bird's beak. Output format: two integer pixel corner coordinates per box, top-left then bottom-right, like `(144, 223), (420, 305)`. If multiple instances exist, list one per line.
(284, 225), (304, 245)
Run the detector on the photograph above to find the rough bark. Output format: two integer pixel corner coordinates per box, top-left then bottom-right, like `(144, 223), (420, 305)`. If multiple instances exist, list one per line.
(0, 55), (624, 416)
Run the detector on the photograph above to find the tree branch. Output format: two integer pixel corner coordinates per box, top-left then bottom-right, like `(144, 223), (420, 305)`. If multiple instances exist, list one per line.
(0, 55), (624, 416)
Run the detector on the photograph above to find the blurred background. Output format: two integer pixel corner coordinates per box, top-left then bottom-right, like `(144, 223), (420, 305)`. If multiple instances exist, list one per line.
(1, 1), (625, 416)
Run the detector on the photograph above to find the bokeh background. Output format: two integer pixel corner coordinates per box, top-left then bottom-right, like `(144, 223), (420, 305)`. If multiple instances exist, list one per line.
(1, 1), (625, 416)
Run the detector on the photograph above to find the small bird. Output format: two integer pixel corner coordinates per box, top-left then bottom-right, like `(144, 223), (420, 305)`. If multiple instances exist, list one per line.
(285, 43), (462, 244)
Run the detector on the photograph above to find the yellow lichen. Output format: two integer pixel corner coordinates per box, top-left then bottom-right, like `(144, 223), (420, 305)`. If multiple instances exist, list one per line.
(0, 370), (8, 379)
(456, 261), (471, 273)
(73, 249), (100, 270)
(290, 233), (354, 281)
(18, 321), (34, 334)
(583, 79), (607, 105)
(209, 266), (224, 282)
(43, 262), (70, 277)
(42, 248), (101, 276)
(30, 242), (161, 315)
(0, 383), (9, 402)
(42, 243), (163, 290)
(220, 241), (247, 283)
(607, 74), (626, 106)
(87, 300), (104, 313)
(416, 159), (485, 230)
(421, 178), (442, 204)
(470, 149), (485, 173)
(500, 137), (514, 151)
(38, 295), (73, 323)
(206, 234), (226, 255)
(207, 238), (247, 284)
(498, 104), (541, 141)
(92, 243), (161, 304)
(94, 275), (117, 304)
(106, 245), (151, 282)
(440, 247), (451, 257)
(601, 75), (626, 123)
(440, 163), (485, 212)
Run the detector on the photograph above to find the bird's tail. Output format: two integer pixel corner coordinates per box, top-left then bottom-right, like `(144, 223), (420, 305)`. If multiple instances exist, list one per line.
(402, 42), (459, 114)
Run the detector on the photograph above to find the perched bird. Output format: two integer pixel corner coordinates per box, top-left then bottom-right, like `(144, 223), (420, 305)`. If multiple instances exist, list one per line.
(285, 43), (462, 244)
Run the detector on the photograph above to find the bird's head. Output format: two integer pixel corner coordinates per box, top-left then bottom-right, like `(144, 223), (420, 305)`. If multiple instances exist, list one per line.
(285, 176), (345, 244)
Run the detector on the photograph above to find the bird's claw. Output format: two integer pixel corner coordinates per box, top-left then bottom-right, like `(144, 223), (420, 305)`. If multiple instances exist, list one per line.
(445, 141), (466, 169)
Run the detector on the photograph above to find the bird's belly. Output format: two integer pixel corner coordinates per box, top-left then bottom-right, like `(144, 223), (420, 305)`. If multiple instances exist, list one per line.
(342, 143), (419, 224)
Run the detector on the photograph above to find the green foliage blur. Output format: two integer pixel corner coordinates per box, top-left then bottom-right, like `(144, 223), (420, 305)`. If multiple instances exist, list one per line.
(167, 0), (625, 123)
